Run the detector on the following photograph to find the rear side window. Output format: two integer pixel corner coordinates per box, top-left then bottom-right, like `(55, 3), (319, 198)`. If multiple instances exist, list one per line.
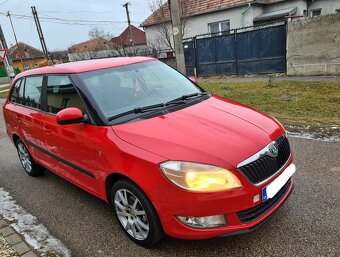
(24, 76), (43, 109)
(10, 79), (25, 105)
(46, 75), (85, 114)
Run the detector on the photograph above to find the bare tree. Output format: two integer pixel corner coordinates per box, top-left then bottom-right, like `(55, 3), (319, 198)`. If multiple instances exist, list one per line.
(88, 27), (113, 41)
(148, 0), (190, 51)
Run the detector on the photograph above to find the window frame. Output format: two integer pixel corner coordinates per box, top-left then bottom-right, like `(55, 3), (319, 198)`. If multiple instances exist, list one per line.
(23, 63), (30, 71)
(9, 75), (45, 112)
(8, 74), (95, 125)
(311, 8), (322, 17)
(45, 74), (85, 116)
(9, 78), (24, 104)
(44, 74), (95, 125)
(23, 76), (44, 110)
(208, 20), (230, 35)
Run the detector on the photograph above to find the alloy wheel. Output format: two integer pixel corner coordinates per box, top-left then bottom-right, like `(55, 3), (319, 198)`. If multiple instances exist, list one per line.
(114, 189), (150, 240)
(17, 142), (32, 173)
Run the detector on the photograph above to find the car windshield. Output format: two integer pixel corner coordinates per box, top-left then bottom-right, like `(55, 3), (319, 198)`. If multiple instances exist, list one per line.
(77, 60), (203, 120)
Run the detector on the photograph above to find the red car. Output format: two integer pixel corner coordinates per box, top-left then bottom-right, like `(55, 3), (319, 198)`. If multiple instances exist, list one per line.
(3, 57), (295, 247)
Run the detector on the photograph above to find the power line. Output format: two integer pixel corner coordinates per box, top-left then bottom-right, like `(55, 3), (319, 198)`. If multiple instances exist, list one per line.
(0, 12), (142, 25)
(0, 0), (9, 6)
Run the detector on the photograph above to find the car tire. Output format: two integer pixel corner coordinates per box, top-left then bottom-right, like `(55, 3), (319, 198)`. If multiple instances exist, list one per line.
(110, 179), (164, 247)
(16, 139), (44, 177)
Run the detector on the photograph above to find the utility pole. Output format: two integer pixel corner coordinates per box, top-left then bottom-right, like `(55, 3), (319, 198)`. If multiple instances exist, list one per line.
(169, 0), (186, 75)
(6, 11), (23, 63)
(123, 2), (135, 47)
(0, 25), (14, 81)
(31, 6), (49, 60)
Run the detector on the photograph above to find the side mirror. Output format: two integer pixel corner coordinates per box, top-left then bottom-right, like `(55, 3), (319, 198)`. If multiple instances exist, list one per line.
(56, 108), (85, 125)
(188, 76), (199, 85)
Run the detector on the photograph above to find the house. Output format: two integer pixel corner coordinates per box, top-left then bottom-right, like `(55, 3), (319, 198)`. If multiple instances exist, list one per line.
(68, 37), (114, 62)
(141, 0), (340, 50)
(110, 25), (147, 47)
(8, 42), (46, 71)
(68, 26), (150, 61)
(110, 25), (150, 56)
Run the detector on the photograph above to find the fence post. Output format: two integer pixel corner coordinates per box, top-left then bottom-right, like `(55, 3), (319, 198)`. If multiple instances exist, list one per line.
(234, 29), (239, 75)
(193, 36), (198, 77)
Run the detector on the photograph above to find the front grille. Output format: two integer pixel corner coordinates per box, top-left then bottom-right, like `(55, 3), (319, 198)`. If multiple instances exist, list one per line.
(237, 179), (291, 223)
(238, 135), (291, 184)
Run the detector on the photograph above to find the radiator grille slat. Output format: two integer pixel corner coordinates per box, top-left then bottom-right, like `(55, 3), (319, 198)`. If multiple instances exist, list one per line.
(238, 136), (291, 184)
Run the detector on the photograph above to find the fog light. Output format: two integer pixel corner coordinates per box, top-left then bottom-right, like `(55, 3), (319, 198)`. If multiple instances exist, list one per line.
(177, 214), (226, 228)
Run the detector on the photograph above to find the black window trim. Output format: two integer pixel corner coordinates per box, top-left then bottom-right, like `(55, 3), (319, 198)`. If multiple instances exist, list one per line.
(42, 73), (95, 125)
(8, 73), (97, 126)
(9, 75), (44, 112)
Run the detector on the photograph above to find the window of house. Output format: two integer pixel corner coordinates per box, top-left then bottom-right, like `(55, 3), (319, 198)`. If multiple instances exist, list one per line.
(336, 9), (340, 13)
(208, 20), (230, 35)
(311, 9), (321, 17)
(24, 76), (43, 109)
(303, 10), (308, 17)
(23, 63), (30, 71)
(46, 75), (85, 114)
(34, 63), (39, 68)
(10, 79), (25, 105)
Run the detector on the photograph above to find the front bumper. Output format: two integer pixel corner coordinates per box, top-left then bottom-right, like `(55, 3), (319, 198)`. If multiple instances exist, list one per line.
(154, 161), (295, 240)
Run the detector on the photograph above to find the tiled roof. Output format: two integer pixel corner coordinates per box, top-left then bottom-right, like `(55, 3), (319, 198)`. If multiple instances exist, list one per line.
(110, 25), (147, 46)
(141, 0), (286, 27)
(69, 37), (113, 53)
(8, 42), (45, 61)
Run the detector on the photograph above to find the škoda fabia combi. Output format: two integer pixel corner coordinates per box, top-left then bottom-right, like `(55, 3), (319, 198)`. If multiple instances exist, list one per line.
(3, 57), (295, 246)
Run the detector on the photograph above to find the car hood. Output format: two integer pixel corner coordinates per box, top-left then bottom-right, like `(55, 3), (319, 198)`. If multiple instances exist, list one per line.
(112, 96), (284, 169)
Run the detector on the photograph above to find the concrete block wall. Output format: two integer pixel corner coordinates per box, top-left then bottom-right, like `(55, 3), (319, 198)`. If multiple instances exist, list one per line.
(287, 13), (340, 76)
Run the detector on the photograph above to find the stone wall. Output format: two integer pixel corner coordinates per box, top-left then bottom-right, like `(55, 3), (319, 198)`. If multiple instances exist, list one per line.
(287, 13), (340, 75)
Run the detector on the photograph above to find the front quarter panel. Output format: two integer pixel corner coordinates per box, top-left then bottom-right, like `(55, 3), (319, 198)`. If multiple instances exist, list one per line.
(93, 126), (169, 203)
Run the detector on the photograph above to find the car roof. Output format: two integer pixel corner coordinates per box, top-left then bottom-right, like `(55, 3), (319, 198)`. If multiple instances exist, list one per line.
(15, 56), (157, 79)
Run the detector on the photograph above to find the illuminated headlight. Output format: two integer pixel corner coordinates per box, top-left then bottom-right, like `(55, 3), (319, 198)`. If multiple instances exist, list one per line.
(160, 161), (242, 192)
(177, 215), (226, 228)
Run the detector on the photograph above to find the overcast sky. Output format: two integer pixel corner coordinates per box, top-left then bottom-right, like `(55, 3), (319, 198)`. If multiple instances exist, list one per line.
(0, 0), (153, 51)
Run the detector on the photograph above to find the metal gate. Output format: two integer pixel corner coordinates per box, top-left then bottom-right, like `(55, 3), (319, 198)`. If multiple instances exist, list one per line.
(184, 23), (287, 76)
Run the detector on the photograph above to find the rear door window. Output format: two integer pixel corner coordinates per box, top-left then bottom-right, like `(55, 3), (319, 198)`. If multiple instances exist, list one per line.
(24, 76), (43, 109)
(10, 79), (25, 105)
(46, 75), (85, 114)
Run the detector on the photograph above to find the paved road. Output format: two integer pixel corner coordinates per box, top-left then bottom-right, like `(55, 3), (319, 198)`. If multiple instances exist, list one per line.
(0, 100), (339, 257)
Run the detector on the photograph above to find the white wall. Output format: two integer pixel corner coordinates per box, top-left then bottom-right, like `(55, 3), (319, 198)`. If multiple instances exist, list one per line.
(264, 0), (307, 16)
(143, 0), (340, 50)
(309, 0), (340, 16)
(186, 6), (249, 37)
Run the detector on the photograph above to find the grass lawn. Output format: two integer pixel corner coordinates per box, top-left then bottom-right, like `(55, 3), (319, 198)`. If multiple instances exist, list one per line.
(200, 80), (340, 136)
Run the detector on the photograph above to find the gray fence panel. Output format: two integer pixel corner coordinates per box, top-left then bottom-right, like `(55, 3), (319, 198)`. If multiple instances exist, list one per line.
(184, 23), (287, 76)
(184, 41), (195, 76)
(214, 35), (237, 75)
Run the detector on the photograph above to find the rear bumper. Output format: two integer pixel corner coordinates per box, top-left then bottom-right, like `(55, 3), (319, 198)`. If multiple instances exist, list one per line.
(159, 178), (294, 240)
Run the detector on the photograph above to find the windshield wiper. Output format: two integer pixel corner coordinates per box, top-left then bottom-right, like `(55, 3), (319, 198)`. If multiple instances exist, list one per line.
(166, 92), (208, 104)
(108, 103), (166, 121)
(107, 100), (189, 121)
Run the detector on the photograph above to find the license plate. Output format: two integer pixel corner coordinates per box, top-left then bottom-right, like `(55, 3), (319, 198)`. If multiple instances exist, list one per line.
(262, 163), (296, 203)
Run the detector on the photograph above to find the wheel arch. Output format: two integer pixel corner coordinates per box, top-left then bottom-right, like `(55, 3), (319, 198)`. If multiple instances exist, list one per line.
(105, 172), (140, 203)
(12, 133), (21, 147)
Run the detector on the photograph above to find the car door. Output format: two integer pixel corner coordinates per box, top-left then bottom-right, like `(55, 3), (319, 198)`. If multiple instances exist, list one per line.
(6, 76), (52, 168)
(41, 75), (100, 195)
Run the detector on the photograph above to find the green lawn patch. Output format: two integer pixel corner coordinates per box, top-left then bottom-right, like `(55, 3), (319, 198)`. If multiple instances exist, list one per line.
(200, 80), (340, 136)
